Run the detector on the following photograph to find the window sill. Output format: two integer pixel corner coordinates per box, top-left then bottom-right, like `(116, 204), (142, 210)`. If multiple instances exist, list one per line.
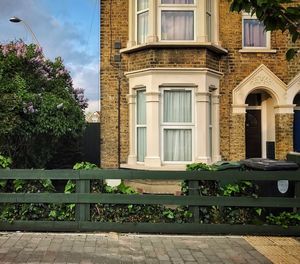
(120, 42), (228, 55)
(239, 49), (277, 54)
(120, 163), (187, 171)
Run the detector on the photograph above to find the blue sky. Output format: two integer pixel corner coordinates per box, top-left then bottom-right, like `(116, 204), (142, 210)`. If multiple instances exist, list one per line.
(0, 0), (100, 113)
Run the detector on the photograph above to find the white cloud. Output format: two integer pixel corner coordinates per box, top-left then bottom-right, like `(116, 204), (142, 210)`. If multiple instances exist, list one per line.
(85, 99), (100, 113)
(70, 59), (99, 102)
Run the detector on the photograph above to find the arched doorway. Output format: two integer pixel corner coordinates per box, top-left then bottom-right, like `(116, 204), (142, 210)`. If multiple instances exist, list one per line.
(245, 90), (275, 158)
(294, 94), (300, 152)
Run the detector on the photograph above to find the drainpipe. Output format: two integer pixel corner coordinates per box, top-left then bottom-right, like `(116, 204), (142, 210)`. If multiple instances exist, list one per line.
(114, 41), (122, 168)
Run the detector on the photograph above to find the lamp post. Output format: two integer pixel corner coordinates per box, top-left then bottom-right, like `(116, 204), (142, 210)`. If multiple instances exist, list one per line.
(9, 16), (41, 46)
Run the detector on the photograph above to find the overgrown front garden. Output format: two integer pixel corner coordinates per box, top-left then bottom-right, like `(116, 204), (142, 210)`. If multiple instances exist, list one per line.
(1, 157), (299, 231)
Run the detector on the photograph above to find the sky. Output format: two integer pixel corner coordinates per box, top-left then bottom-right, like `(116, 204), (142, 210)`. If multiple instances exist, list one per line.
(0, 0), (100, 113)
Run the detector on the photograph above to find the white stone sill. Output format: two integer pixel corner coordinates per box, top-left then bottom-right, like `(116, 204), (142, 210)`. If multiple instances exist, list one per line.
(120, 163), (187, 171)
(239, 49), (277, 54)
(120, 42), (228, 55)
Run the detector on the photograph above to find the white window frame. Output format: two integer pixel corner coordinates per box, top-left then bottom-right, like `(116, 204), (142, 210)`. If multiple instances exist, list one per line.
(135, 88), (147, 163)
(160, 87), (195, 164)
(158, 0), (197, 42)
(242, 13), (271, 50)
(136, 0), (149, 45)
(206, 0), (212, 42)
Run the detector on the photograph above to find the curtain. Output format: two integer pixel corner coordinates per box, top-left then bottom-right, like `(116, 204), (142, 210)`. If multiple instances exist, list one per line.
(137, 90), (146, 162)
(137, 127), (146, 162)
(244, 19), (266, 47)
(137, 0), (148, 11)
(162, 0), (194, 4)
(164, 129), (192, 161)
(137, 11), (148, 44)
(137, 90), (146, 125)
(161, 11), (194, 40)
(163, 90), (192, 123)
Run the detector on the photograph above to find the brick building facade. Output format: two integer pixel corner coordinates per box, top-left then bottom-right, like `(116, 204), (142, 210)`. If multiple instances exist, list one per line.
(100, 0), (300, 169)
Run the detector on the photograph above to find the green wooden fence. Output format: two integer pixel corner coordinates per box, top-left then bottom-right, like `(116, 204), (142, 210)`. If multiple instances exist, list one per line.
(0, 169), (299, 235)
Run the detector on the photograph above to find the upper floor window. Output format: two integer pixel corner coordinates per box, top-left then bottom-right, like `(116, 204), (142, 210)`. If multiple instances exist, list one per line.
(242, 13), (269, 48)
(160, 0), (196, 41)
(137, 0), (149, 44)
(128, 0), (219, 48)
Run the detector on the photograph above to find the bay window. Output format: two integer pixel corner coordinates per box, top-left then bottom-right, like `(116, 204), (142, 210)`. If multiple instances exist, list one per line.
(128, 0), (219, 47)
(162, 89), (193, 162)
(126, 69), (222, 169)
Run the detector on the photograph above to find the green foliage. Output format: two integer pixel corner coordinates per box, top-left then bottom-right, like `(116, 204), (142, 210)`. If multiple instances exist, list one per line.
(229, 0), (300, 60)
(64, 180), (76, 194)
(0, 40), (87, 168)
(221, 181), (258, 197)
(73, 162), (98, 170)
(186, 162), (217, 171)
(185, 162), (264, 224)
(0, 154), (12, 169)
(104, 182), (137, 194)
(266, 212), (300, 228)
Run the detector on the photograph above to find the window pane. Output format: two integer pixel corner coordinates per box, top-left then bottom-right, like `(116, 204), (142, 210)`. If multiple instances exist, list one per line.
(244, 19), (267, 47)
(137, 11), (148, 44)
(137, 90), (146, 124)
(162, 0), (194, 4)
(164, 90), (192, 123)
(161, 11), (194, 40)
(137, 127), (146, 162)
(164, 129), (192, 161)
(137, 0), (148, 11)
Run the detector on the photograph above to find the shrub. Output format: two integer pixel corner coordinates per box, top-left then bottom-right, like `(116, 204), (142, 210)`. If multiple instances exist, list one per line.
(0, 40), (87, 168)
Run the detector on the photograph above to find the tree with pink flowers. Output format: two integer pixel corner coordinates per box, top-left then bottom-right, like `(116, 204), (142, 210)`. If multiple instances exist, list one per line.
(0, 40), (88, 168)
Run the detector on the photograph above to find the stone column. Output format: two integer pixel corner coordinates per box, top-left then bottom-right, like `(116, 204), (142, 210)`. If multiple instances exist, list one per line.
(127, 94), (137, 165)
(212, 94), (221, 162)
(127, 0), (136, 48)
(212, 0), (220, 45)
(197, 0), (207, 42)
(147, 0), (158, 43)
(195, 92), (210, 163)
(144, 91), (161, 167)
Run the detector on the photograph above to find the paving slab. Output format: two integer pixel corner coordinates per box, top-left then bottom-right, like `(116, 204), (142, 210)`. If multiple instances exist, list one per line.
(0, 232), (287, 264)
(245, 236), (300, 264)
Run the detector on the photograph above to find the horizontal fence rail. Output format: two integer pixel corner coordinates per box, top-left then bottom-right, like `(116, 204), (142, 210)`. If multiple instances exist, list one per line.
(0, 169), (300, 235)
(1, 169), (300, 180)
(0, 193), (299, 207)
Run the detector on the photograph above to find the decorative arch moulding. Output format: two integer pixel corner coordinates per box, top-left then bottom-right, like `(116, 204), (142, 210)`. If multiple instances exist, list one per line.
(232, 64), (300, 109)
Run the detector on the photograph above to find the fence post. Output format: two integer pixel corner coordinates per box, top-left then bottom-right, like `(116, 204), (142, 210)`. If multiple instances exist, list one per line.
(295, 181), (300, 213)
(75, 177), (90, 223)
(188, 180), (200, 223)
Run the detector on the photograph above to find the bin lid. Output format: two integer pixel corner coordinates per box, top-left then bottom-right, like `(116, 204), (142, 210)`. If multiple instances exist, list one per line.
(240, 158), (299, 171)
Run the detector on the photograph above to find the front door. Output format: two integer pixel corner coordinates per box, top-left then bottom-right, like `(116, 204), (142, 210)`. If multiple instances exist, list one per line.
(246, 110), (262, 158)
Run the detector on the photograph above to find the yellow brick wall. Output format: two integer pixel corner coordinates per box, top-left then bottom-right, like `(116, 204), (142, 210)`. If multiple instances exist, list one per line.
(100, 0), (300, 167)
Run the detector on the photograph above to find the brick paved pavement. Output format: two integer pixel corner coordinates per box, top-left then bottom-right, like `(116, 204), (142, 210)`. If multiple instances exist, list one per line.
(0, 232), (273, 264)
